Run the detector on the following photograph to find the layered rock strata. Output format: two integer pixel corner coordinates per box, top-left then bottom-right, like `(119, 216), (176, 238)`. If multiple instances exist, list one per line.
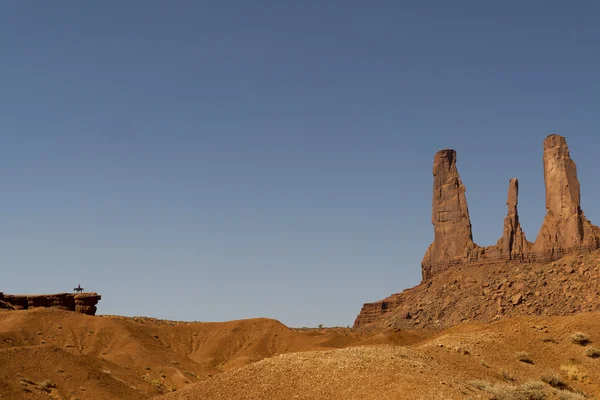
(1, 293), (101, 315)
(0, 292), (14, 310)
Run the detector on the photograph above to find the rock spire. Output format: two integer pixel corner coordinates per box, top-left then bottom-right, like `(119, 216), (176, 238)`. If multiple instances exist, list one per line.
(421, 149), (478, 268)
(533, 134), (600, 254)
(501, 178), (530, 259)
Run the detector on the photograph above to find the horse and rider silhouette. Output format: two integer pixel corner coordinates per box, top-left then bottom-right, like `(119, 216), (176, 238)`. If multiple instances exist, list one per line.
(73, 284), (84, 293)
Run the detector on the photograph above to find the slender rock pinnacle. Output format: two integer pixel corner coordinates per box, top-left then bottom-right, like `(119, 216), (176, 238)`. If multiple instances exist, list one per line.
(421, 149), (477, 270)
(501, 178), (530, 259)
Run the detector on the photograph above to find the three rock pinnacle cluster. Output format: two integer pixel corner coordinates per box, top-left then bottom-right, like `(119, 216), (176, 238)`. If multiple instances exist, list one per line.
(421, 134), (600, 280)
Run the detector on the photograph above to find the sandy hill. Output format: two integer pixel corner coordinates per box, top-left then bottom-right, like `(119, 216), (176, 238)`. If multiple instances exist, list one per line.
(163, 312), (600, 400)
(0, 345), (146, 400)
(0, 308), (425, 399)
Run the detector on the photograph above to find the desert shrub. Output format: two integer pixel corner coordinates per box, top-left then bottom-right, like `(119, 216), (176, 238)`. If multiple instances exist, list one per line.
(584, 347), (600, 358)
(468, 380), (491, 390)
(468, 380), (549, 400)
(560, 365), (588, 381)
(541, 372), (568, 389)
(516, 351), (534, 364)
(570, 332), (590, 346)
(502, 370), (516, 382)
(519, 381), (548, 400)
(38, 379), (56, 392)
(150, 379), (166, 393)
(555, 391), (586, 400)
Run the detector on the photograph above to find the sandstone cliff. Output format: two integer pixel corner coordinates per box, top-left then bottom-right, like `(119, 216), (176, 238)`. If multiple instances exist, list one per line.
(0, 292), (14, 310)
(1, 293), (101, 315)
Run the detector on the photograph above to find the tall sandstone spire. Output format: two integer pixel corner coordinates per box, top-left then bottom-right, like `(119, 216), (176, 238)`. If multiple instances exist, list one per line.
(501, 178), (530, 259)
(533, 134), (600, 254)
(421, 149), (478, 269)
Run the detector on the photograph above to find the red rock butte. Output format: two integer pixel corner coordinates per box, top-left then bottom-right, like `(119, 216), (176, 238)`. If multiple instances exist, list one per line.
(0, 291), (101, 315)
(421, 134), (600, 280)
(354, 134), (600, 329)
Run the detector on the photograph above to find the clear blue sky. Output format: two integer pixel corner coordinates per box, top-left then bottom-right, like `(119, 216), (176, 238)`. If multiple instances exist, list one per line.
(2, 1), (599, 327)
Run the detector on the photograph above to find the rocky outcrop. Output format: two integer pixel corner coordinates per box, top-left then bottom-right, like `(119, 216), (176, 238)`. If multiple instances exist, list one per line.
(0, 292), (14, 310)
(4, 295), (28, 310)
(28, 293), (76, 311)
(1, 293), (101, 315)
(75, 293), (101, 315)
(353, 299), (398, 328)
(499, 179), (531, 260)
(533, 134), (600, 257)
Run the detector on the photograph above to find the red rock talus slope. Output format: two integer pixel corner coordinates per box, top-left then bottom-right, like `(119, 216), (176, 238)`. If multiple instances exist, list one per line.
(1, 292), (101, 315)
(355, 250), (600, 329)
(162, 313), (600, 400)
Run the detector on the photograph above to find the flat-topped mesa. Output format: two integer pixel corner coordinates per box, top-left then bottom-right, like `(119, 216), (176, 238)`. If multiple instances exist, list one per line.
(533, 134), (600, 257)
(499, 178), (531, 260)
(421, 149), (479, 279)
(1, 292), (101, 315)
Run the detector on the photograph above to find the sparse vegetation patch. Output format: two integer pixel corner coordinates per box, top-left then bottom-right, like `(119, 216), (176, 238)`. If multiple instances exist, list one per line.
(570, 332), (591, 346)
(584, 347), (600, 358)
(516, 351), (534, 364)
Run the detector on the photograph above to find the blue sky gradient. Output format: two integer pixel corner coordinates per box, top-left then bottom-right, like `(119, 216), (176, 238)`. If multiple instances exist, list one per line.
(2, 1), (600, 327)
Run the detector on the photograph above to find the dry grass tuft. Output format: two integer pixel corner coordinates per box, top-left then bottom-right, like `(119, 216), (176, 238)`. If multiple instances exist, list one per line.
(516, 351), (534, 364)
(37, 379), (56, 392)
(560, 365), (588, 381)
(502, 370), (516, 382)
(468, 380), (549, 400)
(584, 347), (600, 358)
(541, 372), (569, 389)
(570, 332), (591, 346)
(468, 380), (491, 391)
